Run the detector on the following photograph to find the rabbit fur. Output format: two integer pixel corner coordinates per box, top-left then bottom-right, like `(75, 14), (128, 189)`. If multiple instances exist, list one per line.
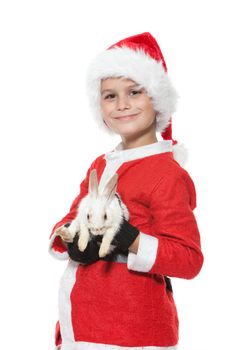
(67, 169), (129, 257)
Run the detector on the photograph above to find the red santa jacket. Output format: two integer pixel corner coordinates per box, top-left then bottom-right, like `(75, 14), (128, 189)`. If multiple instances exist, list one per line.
(49, 140), (203, 350)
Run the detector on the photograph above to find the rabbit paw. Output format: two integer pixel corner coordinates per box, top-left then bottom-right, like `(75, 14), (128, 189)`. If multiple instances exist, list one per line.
(55, 226), (74, 243)
(78, 235), (89, 252)
(98, 241), (110, 257)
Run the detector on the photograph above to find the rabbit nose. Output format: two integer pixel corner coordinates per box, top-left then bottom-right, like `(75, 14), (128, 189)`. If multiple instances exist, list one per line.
(92, 227), (104, 235)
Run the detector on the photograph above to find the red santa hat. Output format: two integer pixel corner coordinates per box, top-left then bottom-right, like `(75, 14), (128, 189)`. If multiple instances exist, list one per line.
(86, 32), (187, 166)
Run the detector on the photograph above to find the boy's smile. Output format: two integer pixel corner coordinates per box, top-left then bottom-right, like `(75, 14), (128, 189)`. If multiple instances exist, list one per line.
(100, 77), (157, 149)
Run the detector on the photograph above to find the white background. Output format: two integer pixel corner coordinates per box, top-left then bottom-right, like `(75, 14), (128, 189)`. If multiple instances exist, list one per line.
(0, 1), (232, 349)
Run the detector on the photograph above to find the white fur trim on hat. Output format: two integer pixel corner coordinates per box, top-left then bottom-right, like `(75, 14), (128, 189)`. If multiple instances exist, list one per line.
(86, 46), (178, 134)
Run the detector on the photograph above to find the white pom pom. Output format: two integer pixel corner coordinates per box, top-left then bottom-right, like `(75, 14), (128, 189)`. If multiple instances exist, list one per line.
(172, 143), (188, 167)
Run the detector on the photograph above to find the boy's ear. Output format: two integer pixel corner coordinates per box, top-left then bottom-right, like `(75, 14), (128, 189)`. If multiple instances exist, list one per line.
(103, 120), (111, 130)
(154, 112), (157, 127)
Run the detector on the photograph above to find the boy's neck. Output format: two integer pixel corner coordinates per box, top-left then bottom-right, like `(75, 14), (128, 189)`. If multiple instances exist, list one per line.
(121, 133), (158, 150)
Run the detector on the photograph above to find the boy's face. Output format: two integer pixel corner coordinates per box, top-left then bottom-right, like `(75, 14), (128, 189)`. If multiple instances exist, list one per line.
(100, 78), (156, 138)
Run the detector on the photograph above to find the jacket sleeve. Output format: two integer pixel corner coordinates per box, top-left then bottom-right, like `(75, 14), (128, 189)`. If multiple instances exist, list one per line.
(48, 159), (97, 260)
(127, 171), (204, 279)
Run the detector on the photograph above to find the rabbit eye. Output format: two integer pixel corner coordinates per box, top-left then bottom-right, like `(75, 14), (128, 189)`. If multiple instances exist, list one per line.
(104, 213), (107, 220)
(87, 213), (90, 220)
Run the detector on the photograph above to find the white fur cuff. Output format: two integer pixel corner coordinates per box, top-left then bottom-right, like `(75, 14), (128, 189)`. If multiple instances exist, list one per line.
(59, 341), (177, 350)
(127, 232), (158, 272)
(49, 234), (69, 260)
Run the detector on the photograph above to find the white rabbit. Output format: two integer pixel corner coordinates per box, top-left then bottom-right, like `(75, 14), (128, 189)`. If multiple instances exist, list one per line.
(67, 168), (129, 257)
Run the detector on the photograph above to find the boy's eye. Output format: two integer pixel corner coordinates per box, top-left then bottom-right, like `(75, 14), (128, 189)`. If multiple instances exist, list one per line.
(104, 94), (115, 100)
(130, 89), (142, 96)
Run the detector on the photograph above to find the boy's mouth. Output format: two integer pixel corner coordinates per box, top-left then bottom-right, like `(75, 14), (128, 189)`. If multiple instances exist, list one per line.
(115, 113), (139, 121)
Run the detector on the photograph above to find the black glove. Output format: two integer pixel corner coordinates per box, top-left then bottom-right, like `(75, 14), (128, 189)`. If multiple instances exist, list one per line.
(67, 233), (101, 264)
(111, 218), (140, 253)
(67, 234), (122, 264)
(62, 222), (98, 264)
(65, 219), (139, 262)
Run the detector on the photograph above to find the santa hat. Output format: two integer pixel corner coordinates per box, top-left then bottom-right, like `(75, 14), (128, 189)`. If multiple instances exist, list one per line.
(86, 32), (187, 166)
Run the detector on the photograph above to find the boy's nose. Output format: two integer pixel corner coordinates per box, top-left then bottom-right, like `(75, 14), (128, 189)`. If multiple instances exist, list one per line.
(117, 96), (130, 111)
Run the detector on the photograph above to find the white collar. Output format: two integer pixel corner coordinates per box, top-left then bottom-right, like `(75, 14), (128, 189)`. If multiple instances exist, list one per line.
(104, 140), (172, 162)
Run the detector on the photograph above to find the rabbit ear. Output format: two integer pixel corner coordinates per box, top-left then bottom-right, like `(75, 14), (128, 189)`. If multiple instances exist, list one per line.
(88, 169), (98, 198)
(102, 173), (118, 202)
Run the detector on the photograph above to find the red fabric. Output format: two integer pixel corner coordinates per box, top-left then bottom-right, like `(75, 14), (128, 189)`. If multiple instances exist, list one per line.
(50, 151), (203, 347)
(161, 118), (177, 145)
(108, 32), (167, 72)
(71, 261), (178, 347)
(148, 167), (203, 279)
(55, 321), (62, 347)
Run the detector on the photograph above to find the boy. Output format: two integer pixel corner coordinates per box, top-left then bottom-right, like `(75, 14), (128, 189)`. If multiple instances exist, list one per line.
(50, 32), (203, 350)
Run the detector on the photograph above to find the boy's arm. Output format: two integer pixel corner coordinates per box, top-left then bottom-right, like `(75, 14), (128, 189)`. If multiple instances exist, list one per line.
(127, 172), (204, 280)
(128, 235), (140, 253)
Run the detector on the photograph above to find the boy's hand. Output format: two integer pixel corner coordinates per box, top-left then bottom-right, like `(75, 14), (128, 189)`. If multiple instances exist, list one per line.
(112, 219), (140, 253)
(67, 234), (101, 264)
(54, 224), (74, 243)
(93, 219), (140, 253)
